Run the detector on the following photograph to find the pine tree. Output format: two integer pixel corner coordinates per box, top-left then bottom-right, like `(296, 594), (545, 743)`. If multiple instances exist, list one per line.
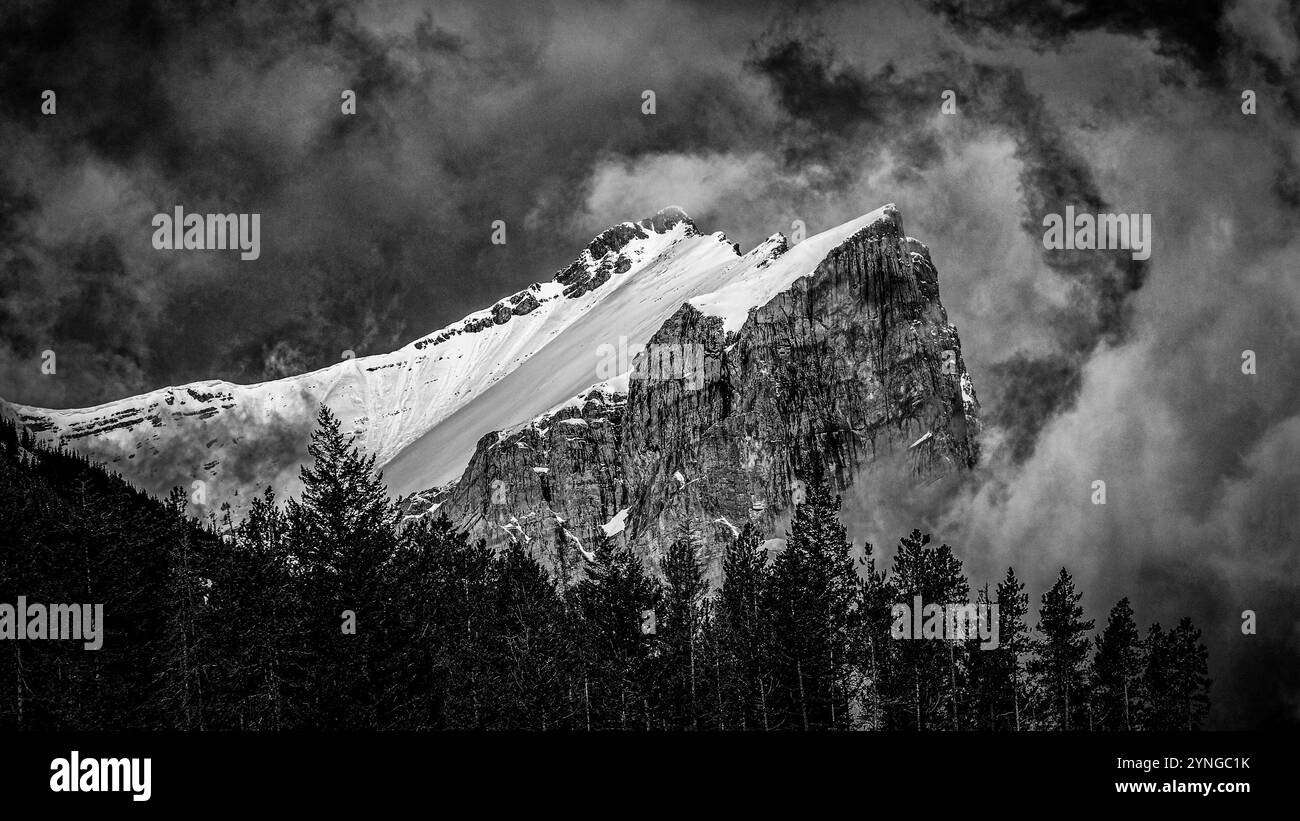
(1140, 618), (1211, 730)
(1030, 568), (1094, 730)
(574, 532), (659, 729)
(154, 487), (209, 730)
(490, 544), (573, 729)
(1138, 622), (1171, 729)
(285, 405), (401, 728)
(884, 529), (970, 730)
(1168, 617), (1211, 730)
(992, 567), (1031, 730)
(205, 487), (303, 729)
(964, 583), (998, 730)
(763, 484), (858, 730)
(385, 515), (487, 729)
(853, 538), (894, 730)
(657, 533), (709, 729)
(715, 523), (773, 730)
(1091, 598), (1142, 730)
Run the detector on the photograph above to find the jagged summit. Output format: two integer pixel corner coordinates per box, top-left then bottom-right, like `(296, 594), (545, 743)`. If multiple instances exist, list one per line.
(568, 206), (696, 267)
(410, 199), (981, 572)
(638, 205), (694, 234)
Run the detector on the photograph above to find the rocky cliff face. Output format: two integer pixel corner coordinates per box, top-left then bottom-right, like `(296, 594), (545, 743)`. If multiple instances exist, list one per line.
(409, 206), (979, 578)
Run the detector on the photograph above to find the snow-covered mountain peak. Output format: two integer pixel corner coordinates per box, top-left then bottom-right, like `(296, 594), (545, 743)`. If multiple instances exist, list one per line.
(637, 205), (694, 234)
(3, 203), (931, 514)
(690, 202), (898, 332)
(407, 200), (982, 568)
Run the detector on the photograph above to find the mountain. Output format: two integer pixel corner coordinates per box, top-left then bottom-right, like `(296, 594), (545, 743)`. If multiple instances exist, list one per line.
(409, 204), (980, 576)
(1, 204), (979, 569)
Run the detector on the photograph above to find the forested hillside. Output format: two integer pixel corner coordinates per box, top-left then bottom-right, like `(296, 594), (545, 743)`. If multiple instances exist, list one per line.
(0, 410), (1210, 730)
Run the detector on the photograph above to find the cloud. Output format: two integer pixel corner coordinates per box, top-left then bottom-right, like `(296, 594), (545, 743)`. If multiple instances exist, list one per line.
(579, 152), (781, 233)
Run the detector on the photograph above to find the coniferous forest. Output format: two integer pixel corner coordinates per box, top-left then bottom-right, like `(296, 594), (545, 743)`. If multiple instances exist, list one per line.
(0, 408), (1211, 731)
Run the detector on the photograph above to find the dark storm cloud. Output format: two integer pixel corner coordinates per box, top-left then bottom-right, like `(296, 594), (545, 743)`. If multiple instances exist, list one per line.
(731, 2), (1300, 728)
(0, 0), (802, 410)
(747, 39), (1148, 461)
(0, 0), (429, 406)
(928, 0), (1232, 75)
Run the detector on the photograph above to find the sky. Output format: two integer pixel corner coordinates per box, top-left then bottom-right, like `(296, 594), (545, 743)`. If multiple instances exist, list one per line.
(1, 0), (1297, 728)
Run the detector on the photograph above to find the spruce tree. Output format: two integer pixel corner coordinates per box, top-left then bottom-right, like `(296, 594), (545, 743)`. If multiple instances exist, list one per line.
(1140, 618), (1211, 730)
(574, 532), (659, 729)
(992, 567), (1031, 730)
(964, 583), (998, 730)
(386, 515), (494, 729)
(1030, 568), (1094, 730)
(1139, 622), (1171, 729)
(884, 529), (970, 730)
(285, 405), (401, 729)
(1091, 598), (1142, 731)
(763, 484), (858, 730)
(716, 523), (772, 730)
(490, 543), (573, 729)
(657, 533), (708, 729)
(206, 488), (302, 729)
(155, 487), (208, 730)
(1168, 617), (1211, 730)
(854, 538), (894, 730)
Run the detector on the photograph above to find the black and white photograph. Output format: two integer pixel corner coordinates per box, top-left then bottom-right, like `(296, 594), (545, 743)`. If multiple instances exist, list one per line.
(0, 0), (1293, 806)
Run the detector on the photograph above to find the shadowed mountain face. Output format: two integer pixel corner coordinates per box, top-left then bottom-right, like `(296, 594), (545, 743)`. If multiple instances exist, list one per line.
(4, 205), (979, 573)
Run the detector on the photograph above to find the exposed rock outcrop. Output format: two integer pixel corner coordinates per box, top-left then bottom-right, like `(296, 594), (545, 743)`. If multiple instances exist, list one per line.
(412, 207), (979, 578)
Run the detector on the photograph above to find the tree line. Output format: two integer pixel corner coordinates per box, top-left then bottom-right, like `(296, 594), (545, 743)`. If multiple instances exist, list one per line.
(0, 408), (1210, 730)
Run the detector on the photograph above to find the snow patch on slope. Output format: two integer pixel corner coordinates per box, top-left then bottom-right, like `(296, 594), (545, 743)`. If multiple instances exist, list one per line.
(601, 508), (630, 537)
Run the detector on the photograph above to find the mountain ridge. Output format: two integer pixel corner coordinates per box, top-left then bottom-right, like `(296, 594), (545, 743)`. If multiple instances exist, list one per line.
(2, 203), (978, 564)
(409, 204), (980, 575)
